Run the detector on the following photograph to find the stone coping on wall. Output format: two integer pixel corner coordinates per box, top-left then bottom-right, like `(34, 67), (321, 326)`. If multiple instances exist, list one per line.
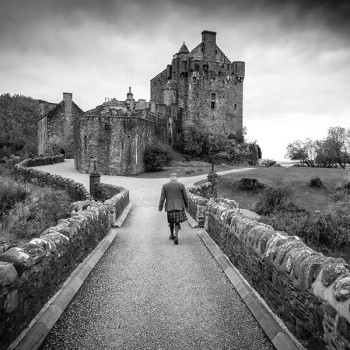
(186, 181), (350, 349)
(0, 155), (130, 348)
(205, 197), (350, 349)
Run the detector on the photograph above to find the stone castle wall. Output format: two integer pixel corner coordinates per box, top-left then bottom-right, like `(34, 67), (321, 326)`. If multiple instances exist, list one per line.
(74, 115), (156, 175)
(186, 188), (350, 350)
(187, 61), (243, 135)
(0, 156), (129, 348)
(150, 31), (245, 138)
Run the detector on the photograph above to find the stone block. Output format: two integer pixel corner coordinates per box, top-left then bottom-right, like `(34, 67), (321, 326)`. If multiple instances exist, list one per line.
(0, 262), (18, 286)
(0, 248), (35, 274)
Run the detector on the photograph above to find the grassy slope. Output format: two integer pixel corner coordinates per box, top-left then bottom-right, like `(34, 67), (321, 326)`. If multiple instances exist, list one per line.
(216, 166), (349, 213)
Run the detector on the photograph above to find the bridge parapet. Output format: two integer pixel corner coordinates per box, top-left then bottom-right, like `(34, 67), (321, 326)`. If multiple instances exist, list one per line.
(0, 156), (129, 348)
(204, 197), (350, 350)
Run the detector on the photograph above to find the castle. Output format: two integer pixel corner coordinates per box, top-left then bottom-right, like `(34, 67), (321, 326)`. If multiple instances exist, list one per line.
(38, 31), (245, 175)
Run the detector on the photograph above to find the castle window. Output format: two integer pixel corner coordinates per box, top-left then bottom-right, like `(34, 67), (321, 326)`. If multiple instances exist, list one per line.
(194, 64), (199, 71)
(215, 50), (218, 54)
(84, 136), (87, 151)
(203, 65), (208, 73)
(197, 93), (199, 98)
(211, 93), (216, 109)
(234, 104), (237, 110)
(182, 61), (187, 69)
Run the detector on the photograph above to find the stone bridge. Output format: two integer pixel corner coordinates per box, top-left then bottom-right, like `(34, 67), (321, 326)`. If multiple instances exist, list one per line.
(2, 159), (349, 349)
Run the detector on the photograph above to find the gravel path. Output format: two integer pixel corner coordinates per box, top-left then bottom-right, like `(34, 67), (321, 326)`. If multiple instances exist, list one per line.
(37, 160), (271, 350)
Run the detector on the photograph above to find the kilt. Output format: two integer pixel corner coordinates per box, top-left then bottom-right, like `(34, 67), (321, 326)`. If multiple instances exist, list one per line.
(167, 209), (187, 224)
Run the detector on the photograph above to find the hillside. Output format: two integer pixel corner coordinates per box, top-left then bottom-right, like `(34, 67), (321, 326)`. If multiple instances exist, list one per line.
(0, 93), (40, 157)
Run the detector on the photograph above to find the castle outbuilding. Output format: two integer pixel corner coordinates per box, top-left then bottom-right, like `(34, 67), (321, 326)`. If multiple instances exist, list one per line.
(151, 30), (245, 136)
(37, 93), (83, 157)
(73, 88), (182, 175)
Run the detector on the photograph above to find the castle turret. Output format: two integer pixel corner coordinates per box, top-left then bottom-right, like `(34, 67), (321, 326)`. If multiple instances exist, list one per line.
(126, 87), (134, 109)
(201, 30), (217, 61)
(178, 41), (189, 55)
(232, 61), (245, 82)
(163, 80), (176, 106)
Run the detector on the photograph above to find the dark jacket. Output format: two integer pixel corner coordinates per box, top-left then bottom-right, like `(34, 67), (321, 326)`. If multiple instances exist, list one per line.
(159, 180), (188, 212)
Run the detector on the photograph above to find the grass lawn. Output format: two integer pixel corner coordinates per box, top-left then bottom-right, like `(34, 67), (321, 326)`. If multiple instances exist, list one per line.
(215, 166), (349, 213)
(132, 161), (241, 178)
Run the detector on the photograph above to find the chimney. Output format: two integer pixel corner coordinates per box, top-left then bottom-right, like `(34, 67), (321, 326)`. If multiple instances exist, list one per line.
(201, 30), (217, 61)
(63, 92), (73, 123)
(38, 100), (45, 117)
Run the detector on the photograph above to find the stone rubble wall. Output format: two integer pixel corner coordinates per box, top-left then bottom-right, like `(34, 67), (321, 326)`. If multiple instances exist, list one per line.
(187, 182), (212, 227)
(0, 156), (130, 348)
(14, 155), (91, 201)
(203, 197), (350, 350)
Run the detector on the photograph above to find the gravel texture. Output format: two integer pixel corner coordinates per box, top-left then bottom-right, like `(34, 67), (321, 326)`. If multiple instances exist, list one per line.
(37, 160), (272, 349)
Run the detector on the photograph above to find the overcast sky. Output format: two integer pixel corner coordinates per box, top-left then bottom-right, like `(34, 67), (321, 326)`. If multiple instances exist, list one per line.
(1, 0), (349, 161)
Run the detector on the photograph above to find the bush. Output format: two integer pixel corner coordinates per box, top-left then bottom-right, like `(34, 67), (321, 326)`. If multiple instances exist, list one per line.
(309, 176), (323, 188)
(143, 143), (173, 172)
(238, 178), (265, 191)
(254, 183), (299, 215)
(0, 187), (71, 243)
(0, 179), (28, 220)
(259, 198), (350, 250)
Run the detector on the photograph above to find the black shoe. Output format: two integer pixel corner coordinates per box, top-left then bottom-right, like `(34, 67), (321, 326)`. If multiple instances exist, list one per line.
(174, 237), (178, 245)
(169, 234), (175, 240)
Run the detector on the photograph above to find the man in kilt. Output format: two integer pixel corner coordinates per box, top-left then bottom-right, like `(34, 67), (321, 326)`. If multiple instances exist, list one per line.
(159, 173), (188, 245)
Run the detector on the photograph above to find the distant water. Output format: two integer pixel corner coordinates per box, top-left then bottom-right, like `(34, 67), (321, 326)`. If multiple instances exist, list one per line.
(277, 161), (298, 168)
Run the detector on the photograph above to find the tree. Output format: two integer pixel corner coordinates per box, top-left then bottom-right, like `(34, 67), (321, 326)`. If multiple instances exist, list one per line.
(322, 127), (350, 169)
(286, 138), (320, 167)
(285, 140), (309, 165)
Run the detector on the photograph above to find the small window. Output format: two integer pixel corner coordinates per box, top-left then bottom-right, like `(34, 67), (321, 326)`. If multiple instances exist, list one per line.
(197, 93), (199, 98)
(194, 64), (199, 71)
(211, 93), (216, 100)
(211, 101), (215, 109)
(234, 104), (237, 110)
(203, 65), (208, 72)
(182, 61), (187, 69)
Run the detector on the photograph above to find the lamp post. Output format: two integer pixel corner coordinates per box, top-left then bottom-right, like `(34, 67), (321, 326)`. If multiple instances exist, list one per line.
(89, 159), (100, 199)
(207, 129), (217, 198)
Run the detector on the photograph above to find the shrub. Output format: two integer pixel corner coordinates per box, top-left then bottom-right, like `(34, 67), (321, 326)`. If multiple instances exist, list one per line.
(254, 183), (299, 215)
(309, 176), (323, 188)
(143, 143), (173, 172)
(238, 178), (265, 191)
(0, 179), (28, 220)
(0, 187), (71, 243)
(260, 199), (350, 250)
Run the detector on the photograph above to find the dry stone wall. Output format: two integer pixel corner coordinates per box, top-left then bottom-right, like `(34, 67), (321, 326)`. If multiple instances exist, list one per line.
(0, 156), (129, 348)
(201, 197), (350, 350)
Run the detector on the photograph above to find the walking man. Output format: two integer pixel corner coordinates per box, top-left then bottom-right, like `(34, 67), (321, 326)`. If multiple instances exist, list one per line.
(159, 173), (188, 245)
